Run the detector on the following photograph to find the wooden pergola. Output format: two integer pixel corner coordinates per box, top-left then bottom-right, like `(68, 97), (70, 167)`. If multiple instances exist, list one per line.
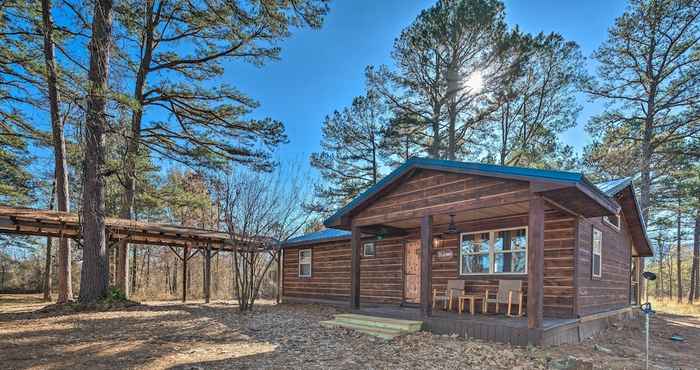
(0, 205), (275, 303)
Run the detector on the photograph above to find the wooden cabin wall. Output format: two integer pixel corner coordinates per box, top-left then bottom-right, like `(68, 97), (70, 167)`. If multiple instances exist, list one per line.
(282, 237), (404, 304)
(576, 215), (633, 316)
(283, 211), (576, 317)
(353, 169), (531, 227)
(283, 241), (349, 302)
(430, 210), (576, 318)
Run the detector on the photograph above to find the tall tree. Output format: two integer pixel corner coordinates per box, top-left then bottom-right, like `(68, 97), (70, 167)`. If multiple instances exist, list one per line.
(40, 0), (73, 303)
(585, 0), (700, 224)
(369, 0), (507, 160)
(486, 31), (584, 168)
(112, 0), (328, 294)
(428, 0), (506, 160)
(310, 92), (388, 212)
(79, 0), (113, 303)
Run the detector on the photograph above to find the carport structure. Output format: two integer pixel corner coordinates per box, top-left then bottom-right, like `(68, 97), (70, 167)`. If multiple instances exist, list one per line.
(0, 205), (273, 302)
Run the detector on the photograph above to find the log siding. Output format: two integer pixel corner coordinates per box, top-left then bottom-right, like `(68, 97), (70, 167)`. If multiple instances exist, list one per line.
(576, 214), (634, 316)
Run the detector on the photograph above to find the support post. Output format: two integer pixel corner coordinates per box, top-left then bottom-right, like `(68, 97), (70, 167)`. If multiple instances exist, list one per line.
(276, 249), (282, 304)
(204, 244), (211, 303)
(182, 245), (189, 302)
(116, 240), (129, 297)
(420, 215), (433, 317)
(528, 196), (545, 330)
(350, 225), (361, 309)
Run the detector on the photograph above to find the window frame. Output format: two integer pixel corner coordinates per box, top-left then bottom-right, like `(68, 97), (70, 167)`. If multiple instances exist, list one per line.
(602, 213), (621, 231)
(591, 227), (603, 279)
(298, 249), (312, 278)
(362, 242), (376, 257)
(459, 226), (528, 276)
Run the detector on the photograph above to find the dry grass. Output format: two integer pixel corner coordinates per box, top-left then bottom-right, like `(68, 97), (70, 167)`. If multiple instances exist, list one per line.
(648, 297), (700, 316)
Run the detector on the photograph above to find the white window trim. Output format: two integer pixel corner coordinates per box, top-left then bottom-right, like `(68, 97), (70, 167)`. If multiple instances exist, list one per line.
(298, 249), (312, 278)
(363, 242), (375, 257)
(592, 227), (603, 278)
(459, 226), (528, 276)
(602, 213), (621, 231)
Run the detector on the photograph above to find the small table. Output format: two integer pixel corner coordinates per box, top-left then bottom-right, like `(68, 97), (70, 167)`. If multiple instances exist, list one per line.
(458, 295), (483, 315)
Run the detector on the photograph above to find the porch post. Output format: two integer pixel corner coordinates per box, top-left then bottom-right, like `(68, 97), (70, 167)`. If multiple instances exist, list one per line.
(528, 196), (544, 329)
(204, 243), (212, 303)
(182, 245), (189, 303)
(350, 225), (361, 309)
(276, 249), (283, 304)
(420, 215), (433, 317)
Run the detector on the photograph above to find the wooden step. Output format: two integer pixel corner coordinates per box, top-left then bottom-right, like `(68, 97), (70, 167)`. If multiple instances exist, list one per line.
(319, 320), (406, 340)
(334, 314), (423, 332)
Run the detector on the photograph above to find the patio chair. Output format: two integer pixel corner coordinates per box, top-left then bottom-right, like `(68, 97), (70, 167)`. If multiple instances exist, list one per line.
(482, 280), (524, 317)
(432, 279), (464, 311)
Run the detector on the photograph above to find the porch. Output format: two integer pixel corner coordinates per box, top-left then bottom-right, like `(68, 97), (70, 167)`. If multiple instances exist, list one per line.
(354, 304), (638, 346)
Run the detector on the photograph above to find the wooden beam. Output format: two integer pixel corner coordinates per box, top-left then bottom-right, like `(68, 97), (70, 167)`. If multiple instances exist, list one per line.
(182, 245), (190, 303)
(420, 214), (433, 317)
(350, 225), (361, 309)
(527, 196), (544, 329)
(204, 243), (212, 303)
(168, 246), (183, 261)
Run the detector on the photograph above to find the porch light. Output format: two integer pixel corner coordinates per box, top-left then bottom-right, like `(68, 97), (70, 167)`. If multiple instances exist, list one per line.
(446, 214), (459, 234)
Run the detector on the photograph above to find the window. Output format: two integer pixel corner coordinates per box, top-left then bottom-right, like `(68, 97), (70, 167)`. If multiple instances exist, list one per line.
(363, 242), (376, 257)
(299, 249), (312, 277)
(460, 228), (527, 275)
(603, 213), (621, 231)
(592, 228), (602, 278)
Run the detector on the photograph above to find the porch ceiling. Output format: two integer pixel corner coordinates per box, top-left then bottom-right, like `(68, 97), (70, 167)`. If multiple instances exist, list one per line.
(364, 200), (544, 230)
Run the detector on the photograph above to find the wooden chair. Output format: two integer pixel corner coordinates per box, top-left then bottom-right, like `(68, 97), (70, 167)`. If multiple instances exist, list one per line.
(482, 280), (525, 317)
(432, 280), (464, 311)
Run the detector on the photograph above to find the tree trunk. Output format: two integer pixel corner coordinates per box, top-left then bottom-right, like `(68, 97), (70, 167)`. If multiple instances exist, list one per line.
(43, 237), (52, 301)
(43, 181), (56, 301)
(668, 250), (673, 300)
(79, 0), (113, 303)
(41, 0), (73, 304)
(657, 247), (663, 298)
(117, 1), (157, 296)
(446, 61), (458, 160)
(689, 211), (699, 303)
(676, 202), (683, 303)
(130, 245), (137, 294)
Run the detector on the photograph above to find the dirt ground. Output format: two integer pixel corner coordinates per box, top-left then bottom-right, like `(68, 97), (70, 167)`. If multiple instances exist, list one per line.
(0, 294), (698, 370)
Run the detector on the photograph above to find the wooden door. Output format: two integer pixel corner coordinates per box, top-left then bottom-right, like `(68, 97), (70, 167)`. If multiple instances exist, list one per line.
(404, 240), (421, 303)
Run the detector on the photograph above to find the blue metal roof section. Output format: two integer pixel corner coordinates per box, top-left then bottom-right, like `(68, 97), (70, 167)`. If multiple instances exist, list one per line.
(324, 157), (613, 227)
(284, 228), (350, 247)
(595, 177), (632, 197)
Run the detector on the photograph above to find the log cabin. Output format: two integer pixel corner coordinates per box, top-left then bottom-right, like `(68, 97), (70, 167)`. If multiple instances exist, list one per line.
(281, 158), (653, 345)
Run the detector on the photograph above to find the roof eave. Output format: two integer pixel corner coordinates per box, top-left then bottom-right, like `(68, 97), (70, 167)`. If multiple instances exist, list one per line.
(282, 235), (351, 248)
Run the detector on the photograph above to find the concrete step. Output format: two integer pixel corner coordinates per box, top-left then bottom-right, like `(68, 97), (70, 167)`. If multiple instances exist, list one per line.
(319, 320), (406, 340)
(334, 314), (423, 332)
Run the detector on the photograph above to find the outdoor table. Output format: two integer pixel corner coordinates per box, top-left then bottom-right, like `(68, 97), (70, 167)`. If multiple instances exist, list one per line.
(458, 294), (483, 315)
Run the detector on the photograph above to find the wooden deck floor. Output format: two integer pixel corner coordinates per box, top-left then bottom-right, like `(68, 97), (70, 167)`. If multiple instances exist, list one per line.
(353, 304), (637, 346)
(356, 305), (576, 329)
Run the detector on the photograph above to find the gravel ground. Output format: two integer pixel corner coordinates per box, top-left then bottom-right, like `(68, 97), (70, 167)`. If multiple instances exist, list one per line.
(0, 294), (698, 370)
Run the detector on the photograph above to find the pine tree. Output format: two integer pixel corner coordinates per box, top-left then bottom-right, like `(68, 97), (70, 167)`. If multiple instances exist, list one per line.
(585, 0), (700, 224)
(369, 0), (507, 160)
(310, 92), (389, 213)
(111, 0), (328, 293)
(485, 31), (584, 168)
(79, 0), (113, 303)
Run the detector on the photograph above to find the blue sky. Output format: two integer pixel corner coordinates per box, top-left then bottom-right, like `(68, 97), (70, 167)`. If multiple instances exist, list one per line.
(223, 0), (628, 165)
